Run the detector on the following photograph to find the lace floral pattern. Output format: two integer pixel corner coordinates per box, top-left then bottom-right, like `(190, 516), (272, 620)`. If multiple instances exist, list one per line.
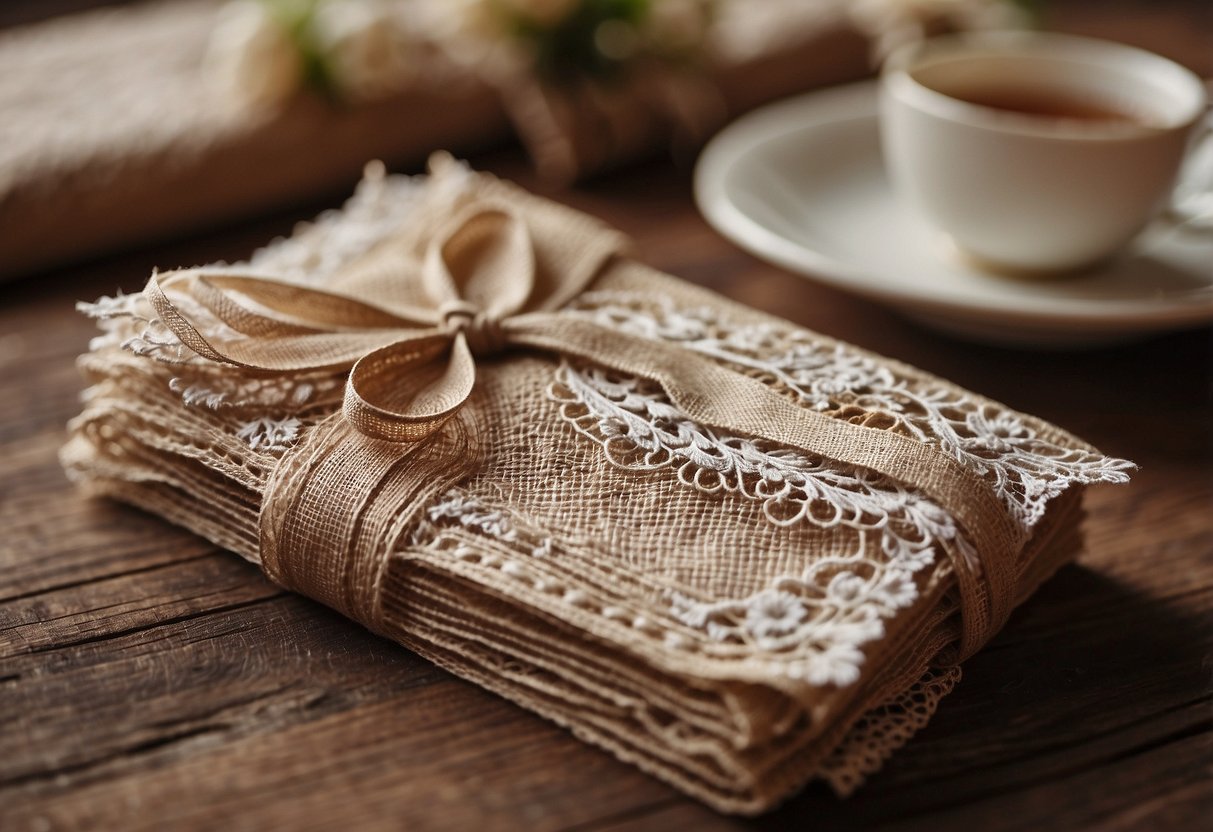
(541, 292), (1131, 679)
(235, 416), (302, 453)
(168, 373), (341, 411)
(75, 164), (437, 454)
(549, 363), (956, 685)
(670, 564), (923, 687)
(410, 485), (924, 687)
(548, 365), (965, 552)
(562, 292), (1134, 531)
(417, 491), (556, 563)
(78, 293), (332, 458)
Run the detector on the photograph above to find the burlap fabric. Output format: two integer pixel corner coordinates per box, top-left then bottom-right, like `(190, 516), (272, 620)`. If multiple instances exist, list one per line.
(62, 156), (1131, 814)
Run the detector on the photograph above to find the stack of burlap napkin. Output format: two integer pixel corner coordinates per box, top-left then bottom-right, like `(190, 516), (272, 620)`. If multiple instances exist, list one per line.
(62, 156), (1131, 814)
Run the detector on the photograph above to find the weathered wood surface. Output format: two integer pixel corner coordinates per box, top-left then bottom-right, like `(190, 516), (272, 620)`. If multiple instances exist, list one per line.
(2, 3), (1211, 830)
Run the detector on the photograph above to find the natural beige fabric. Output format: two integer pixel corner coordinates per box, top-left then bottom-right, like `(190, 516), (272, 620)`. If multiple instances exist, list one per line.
(63, 157), (1131, 814)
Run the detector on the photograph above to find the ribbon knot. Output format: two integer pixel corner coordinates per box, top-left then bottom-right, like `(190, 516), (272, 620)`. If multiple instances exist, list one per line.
(437, 301), (506, 358)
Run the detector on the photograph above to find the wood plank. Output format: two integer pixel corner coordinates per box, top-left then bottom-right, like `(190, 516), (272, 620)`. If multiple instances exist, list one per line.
(4, 633), (675, 831)
(586, 731), (1212, 831)
(1, 431), (219, 600)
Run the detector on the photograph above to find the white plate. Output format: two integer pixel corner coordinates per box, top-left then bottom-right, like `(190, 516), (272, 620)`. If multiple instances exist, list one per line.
(694, 82), (1213, 347)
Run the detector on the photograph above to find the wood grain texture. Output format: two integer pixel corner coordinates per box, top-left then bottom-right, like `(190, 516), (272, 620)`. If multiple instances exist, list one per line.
(2, 3), (1211, 830)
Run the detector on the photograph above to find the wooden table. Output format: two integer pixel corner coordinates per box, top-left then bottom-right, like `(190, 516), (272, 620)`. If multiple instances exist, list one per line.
(2, 4), (1210, 830)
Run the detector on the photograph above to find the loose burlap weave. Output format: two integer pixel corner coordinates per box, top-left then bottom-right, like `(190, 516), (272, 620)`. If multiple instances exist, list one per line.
(62, 156), (1132, 814)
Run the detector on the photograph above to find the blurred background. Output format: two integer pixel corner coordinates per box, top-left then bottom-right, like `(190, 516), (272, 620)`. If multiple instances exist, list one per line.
(1, 0), (1209, 280)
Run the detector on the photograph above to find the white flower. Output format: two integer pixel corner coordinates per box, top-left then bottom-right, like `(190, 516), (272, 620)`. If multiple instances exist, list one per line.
(872, 570), (918, 609)
(601, 416), (631, 438)
(971, 408), (1032, 439)
(964, 407), (1034, 453)
(743, 590), (808, 639)
(801, 643), (866, 687)
(315, 0), (417, 101)
(205, 1), (303, 110)
(826, 571), (867, 604)
(236, 416), (302, 453)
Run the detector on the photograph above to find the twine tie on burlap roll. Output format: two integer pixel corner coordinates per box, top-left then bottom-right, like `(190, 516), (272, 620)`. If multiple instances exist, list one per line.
(143, 187), (1024, 661)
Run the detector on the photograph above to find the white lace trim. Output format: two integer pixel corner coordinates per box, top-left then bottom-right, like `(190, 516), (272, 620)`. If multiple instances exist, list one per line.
(234, 416), (301, 453)
(424, 491), (554, 561)
(561, 292), (1133, 531)
(414, 471), (944, 686)
(242, 161), (439, 283)
(76, 164), (452, 448)
(548, 363), (959, 685)
(537, 293), (1131, 682)
(548, 365), (964, 555)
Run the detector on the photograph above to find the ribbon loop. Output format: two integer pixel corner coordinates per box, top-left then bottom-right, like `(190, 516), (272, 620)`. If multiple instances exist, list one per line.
(425, 206), (537, 321)
(145, 200), (583, 442)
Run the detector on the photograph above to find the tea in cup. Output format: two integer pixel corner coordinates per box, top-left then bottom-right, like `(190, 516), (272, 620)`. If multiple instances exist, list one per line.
(880, 32), (1208, 274)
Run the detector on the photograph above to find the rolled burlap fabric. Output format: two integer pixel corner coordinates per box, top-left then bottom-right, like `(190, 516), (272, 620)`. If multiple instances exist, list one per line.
(0, 0), (870, 278)
(62, 155), (1132, 814)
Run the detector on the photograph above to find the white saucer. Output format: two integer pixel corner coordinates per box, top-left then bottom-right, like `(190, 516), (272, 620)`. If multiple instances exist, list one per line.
(694, 82), (1213, 347)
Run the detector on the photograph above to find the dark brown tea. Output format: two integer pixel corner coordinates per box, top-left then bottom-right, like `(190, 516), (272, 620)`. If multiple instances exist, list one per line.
(942, 86), (1145, 124)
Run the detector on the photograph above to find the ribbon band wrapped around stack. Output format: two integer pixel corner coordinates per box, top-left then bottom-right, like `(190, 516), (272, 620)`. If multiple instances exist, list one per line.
(65, 156), (1132, 813)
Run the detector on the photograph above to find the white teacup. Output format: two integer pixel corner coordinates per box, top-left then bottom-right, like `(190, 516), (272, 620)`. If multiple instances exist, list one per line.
(880, 32), (1208, 274)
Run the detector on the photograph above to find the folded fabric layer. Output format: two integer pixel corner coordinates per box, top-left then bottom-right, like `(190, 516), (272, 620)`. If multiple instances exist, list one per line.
(63, 157), (1131, 813)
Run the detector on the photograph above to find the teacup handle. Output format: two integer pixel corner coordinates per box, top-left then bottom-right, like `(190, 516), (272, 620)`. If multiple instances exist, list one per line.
(1164, 79), (1213, 231)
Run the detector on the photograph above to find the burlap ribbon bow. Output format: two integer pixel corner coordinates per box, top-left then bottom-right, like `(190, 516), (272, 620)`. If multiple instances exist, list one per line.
(143, 192), (1020, 659)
